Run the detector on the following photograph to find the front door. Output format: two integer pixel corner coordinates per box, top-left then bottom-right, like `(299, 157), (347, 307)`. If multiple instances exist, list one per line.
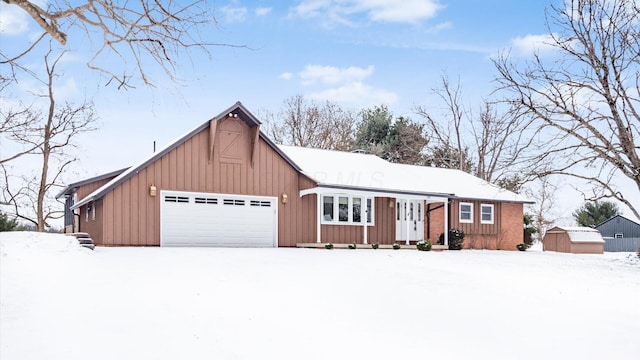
(395, 199), (424, 242)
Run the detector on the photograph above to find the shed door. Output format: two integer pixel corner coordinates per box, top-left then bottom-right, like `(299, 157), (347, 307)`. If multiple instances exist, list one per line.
(160, 191), (277, 247)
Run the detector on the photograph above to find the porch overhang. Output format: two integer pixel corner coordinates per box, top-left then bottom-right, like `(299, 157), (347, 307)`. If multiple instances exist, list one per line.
(299, 184), (452, 203)
(300, 184), (452, 246)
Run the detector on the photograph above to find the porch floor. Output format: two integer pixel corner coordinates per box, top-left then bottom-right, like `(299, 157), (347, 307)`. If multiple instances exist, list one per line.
(296, 243), (448, 251)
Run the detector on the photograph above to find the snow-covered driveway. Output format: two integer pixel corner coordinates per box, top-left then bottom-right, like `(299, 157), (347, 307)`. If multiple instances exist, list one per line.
(1, 232), (639, 360)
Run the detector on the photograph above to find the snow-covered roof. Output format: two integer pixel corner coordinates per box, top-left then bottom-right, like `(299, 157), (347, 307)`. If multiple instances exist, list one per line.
(548, 226), (605, 243)
(278, 145), (532, 203)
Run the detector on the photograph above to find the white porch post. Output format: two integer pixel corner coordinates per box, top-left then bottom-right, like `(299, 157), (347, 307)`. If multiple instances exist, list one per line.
(405, 199), (410, 245)
(363, 209), (368, 245)
(444, 199), (449, 246)
(316, 194), (322, 243)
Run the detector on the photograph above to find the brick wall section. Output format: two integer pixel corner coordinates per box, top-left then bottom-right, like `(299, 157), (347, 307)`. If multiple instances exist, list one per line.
(497, 202), (523, 251)
(423, 200), (524, 250)
(426, 202), (446, 242)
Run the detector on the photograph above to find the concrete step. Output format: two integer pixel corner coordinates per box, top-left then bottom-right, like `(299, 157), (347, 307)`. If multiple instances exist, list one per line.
(81, 243), (96, 250)
(77, 238), (94, 245)
(66, 232), (91, 239)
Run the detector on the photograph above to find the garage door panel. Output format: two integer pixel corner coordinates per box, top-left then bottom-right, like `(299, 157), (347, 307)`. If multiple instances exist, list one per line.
(160, 191), (277, 247)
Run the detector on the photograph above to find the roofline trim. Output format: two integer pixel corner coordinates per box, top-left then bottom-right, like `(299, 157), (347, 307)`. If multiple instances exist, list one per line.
(72, 102), (303, 209)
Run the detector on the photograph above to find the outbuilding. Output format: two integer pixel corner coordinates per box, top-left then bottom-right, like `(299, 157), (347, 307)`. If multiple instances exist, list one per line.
(594, 215), (640, 252)
(543, 226), (605, 254)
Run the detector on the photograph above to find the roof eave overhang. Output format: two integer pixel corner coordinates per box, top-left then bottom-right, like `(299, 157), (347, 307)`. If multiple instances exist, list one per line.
(450, 195), (535, 204)
(300, 184), (453, 202)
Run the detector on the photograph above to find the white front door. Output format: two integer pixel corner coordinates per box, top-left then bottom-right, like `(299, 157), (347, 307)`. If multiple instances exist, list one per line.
(395, 199), (424, 242)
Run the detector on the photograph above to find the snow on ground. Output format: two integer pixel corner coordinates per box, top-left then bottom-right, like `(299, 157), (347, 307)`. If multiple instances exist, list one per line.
(1, 232), (639, 360)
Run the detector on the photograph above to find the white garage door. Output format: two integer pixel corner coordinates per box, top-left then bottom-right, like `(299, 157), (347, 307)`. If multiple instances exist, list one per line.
(160, 191), (278, 247)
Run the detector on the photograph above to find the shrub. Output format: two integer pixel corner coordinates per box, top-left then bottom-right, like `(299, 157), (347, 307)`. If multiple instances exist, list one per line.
(637, 245), (640, 259)
(439, 229), (465, 250)
(516, 243), (527, 251)
(348, 243), (357, 249)
(325, 243), (334, 250)
(0, 211), (18, 232)
(371, 243), (379, 249)
(392, 243), (401, 250)
(416, 239), (432, 251)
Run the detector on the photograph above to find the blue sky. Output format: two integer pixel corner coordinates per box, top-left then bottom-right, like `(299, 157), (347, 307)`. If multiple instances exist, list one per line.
(1, 0), (554, 173)
(8, 0), (632, 222)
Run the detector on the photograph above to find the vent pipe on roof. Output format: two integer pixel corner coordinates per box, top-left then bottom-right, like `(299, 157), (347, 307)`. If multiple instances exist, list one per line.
(153, 141), (156, 153)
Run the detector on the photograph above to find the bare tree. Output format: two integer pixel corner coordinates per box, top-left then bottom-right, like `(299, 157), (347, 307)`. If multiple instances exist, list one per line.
(1, 48), (97, 231)
(415, 75), (466, 170)
(265, 95), (357, 151)
(416, 74), (537, 185)
(2, 0), (238, 89)
(525, 175), (560, 243)
(0, 106), (41, 164)
(493, 0), (640, 219)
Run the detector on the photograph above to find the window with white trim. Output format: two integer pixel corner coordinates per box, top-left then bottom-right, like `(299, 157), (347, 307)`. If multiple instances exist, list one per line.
(459, 202), (473, 223)
(480, 204), (494, 224)
(614, 233), (623, 239)
(321, 195), (374, 225)
(323, 196), (334, 221)
(85, 204), (90, 222)
(92, 203), (96, 221)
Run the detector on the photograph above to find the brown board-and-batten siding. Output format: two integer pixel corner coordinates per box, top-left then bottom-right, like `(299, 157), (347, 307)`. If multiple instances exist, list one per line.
(98, 117), (317, 246)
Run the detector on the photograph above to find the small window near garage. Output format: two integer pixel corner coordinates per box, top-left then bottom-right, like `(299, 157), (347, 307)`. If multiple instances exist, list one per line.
(338, 197), (349, 222)
(481, 204), (494, 224)
(367, 198), (373, 223)
(196, 197), (218, 204)
(92, 203), (96, 221)
(323, 196), (334, 221)
(614, 233), (624, 239)
(460, 202), (473, 223)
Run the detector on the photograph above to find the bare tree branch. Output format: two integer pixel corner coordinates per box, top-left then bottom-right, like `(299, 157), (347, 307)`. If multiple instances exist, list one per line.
(493, 0), (640, 219)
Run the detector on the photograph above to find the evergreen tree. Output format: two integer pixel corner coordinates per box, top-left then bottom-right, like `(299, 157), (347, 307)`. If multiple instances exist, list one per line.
(0, 211), (19, 232)
(573, 201), (621, 227)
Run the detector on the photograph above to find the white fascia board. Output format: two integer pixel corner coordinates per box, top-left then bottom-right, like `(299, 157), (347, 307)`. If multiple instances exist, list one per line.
(300, 186), (449, 203)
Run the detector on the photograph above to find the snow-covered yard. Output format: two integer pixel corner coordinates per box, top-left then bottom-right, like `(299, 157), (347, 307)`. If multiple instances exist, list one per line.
(1, 232), (639, 360)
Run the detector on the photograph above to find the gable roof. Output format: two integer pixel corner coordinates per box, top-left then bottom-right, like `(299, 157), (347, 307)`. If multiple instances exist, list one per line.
(547, 226), (605, 243)
(71, 102), (300, 210)
(278, 145), (532, 203)
(55, 167), (129, 199)
(594, 214), (640, 229)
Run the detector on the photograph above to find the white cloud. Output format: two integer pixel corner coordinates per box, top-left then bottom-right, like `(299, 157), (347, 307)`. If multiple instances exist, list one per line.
(279, 72), (293, 80)
(255, 7), (272, 16)
(0, 3), (29, 35)
(299, 65), (374, 86)
(511, 34), (557, 56)
(308, 81), (398, 107)
(290, 0), (442, 26)
(221, 5), (248, 23)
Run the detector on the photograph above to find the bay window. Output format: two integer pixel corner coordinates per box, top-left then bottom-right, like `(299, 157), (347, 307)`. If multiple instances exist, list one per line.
(321, 195), (375, 225)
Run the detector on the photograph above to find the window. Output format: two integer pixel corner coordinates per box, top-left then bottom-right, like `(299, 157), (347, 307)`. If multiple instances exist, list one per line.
(323, 196), (334, 221)
(352, 198), (362, 223)
(85, 204), (90, 222)
(614, 233), (624, 239)
(480, 204), (494, 224)
(92, 203), (96, 221)
(321, 195), (374, 225)
(459, 202), (473, 223)
(338, 197), (349, 222)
